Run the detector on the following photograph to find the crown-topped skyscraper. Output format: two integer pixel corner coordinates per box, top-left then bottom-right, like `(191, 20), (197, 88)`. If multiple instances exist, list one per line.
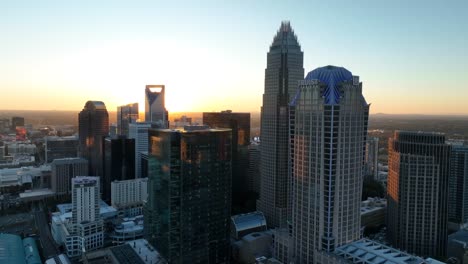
(257, 21), (304, 228)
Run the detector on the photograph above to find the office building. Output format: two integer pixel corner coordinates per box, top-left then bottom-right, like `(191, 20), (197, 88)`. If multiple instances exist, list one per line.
(51, 158), (88, 197)
(144, 126), (232, 263)
(71, 176), (104, 256)
(387, 131), (450, 258)
(289, 66), (369, 262)
(365, 137), (379, 179)
(78, 101), (109, 177)
(257, 21), (304, 228)
(103, 136), (135, 203)
(203, 110), (251, 213)
(145, 85), (168, 127)
(448, 145), (468, 230)
(117, 103), (139, 137)
(111, 178), (148, 209)
(45, 136), (79, 163)
(247, 143), (261, 195)
(0, 118), (11, 133)
(173, 115), (192, 127)
(11, 116), (25, 131)
(128, 122), (160, 178)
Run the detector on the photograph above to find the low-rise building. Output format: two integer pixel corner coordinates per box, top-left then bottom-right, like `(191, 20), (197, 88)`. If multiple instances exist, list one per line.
(361, 197), (386, 228)
(231, 211), (267, 240)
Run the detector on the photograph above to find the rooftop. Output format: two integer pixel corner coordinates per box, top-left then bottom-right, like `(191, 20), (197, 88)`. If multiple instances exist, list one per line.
(335, 239), (426, 264)
(305, 65), (354, 105)
(231, 211), (267, 235)
(110, 239), (166, 264)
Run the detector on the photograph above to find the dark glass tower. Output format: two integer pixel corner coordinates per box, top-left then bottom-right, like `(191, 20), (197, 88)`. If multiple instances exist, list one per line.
(448, 145), (468, 229)
(203, 110), (251, 213)
(103, 136), (136, 202)
(144, 126), (232, 264)
(257, 21), (304, 228)
(78, 101), (109, 177)
(387, 131), (451, 258)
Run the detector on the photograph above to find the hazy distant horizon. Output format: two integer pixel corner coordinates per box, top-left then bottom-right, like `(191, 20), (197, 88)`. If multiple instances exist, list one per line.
(3, 109), (468, 117)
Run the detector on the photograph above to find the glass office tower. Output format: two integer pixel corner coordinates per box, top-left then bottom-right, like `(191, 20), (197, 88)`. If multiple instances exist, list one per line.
(78, 101), (109, 177)
(387, 131), (450, 258)
(145, 126), (232, 264)
(257, 21), (304, 228)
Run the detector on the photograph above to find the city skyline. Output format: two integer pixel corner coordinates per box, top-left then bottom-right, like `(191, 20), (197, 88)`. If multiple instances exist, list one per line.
(2, 1), (468, 114)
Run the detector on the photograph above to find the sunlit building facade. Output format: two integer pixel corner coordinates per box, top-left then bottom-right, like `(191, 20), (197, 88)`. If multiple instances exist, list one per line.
(145, 126), (232, 263)
(117, 103), (139, 137)
(290, 66), (369, 263)
(387, 131), (450, 258)
(257, 21), (304, 228)
(78, 101), (109, 177)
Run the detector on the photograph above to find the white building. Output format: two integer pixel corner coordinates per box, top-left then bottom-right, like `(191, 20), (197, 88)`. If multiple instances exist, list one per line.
(51, 176), (105, 258)
(111, 178), (148, 210)
(290, 66), (369, 263)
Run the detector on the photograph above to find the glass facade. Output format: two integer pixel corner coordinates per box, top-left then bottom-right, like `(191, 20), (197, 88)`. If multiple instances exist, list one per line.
(117, 103), (139, 137)
(103, 137), (136, 203)
(145, 128), (232, 263)
(257, 21), (304, 228)
(203, 111), (251, 213)
(78, 101), (109, 177)
(387, 131), (451, 258)
(448, 145), (468, 225)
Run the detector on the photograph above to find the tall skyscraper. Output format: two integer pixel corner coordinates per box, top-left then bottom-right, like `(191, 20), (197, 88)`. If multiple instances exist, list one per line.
(145, 126), (232, 263)
(51, 157), (88, 197)
(203, 110), (251, 213)
(257, 21), (304, 228)
(117, 103), (139, 137)
(387, 131), (450, 258)
(448, 145), (468, 230)
(289, 66), (369, 263)
(103, 136), (135, 203)
(129, 122), (160, 178)
(145, 85), (168, 128)
(78, 101), (109, 177)
(365, 137), (379, 179)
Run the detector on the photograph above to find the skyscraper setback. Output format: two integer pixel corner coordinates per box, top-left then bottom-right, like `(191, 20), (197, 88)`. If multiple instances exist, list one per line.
(387, 131), (450, 257)
(290, 66), (369, 262)
(78, 101), (109, 177)
(257, 21), (304, 228)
